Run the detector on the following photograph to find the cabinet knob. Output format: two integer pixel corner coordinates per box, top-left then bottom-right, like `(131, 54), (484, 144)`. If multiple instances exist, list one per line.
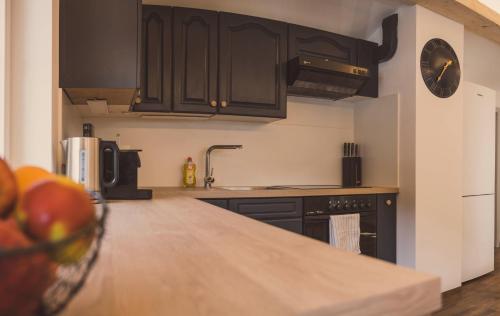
(135, 96), (142, 104)
(385, 199), (392, 207)
(220, 100), (228, 108)
(210, 100), (217, 108)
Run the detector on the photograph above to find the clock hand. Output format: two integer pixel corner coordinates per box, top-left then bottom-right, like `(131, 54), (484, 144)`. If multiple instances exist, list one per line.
(437, 60), (453, 82)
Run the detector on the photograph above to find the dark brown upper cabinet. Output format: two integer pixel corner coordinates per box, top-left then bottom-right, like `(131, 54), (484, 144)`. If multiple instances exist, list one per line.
(218, 13), (287, 118)
(134, 5), (173, 112)
(60, 0), (140, 105)
(288, 25), (357, 65)
(173, 8), (218, 114)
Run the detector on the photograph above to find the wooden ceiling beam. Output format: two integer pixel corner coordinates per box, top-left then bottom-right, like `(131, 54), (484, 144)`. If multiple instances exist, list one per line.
(401, 0), (500, 45)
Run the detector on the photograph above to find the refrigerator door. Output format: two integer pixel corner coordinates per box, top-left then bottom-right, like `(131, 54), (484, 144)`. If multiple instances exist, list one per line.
(463, 82), (496, 196)
(462, 194), (495, 282)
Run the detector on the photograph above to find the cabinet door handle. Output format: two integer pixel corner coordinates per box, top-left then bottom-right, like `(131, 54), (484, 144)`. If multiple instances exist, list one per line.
(220, 100), (228, 108)
(360, 232), (377, 238)
(385, 199), (393, 207)
(210, 100), (217, 107)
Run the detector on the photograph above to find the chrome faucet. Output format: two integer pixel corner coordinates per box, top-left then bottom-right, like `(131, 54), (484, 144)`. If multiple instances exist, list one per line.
(204, 145), (243, 189)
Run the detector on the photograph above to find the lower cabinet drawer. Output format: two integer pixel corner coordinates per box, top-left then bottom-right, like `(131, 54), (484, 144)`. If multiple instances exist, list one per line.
(200, 199), (229, 209)
(228, 198), (303, 219)
(263, 218), (303, 234)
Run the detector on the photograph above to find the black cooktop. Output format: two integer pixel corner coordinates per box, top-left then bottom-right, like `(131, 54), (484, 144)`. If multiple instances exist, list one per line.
(267, 185), (371, 190)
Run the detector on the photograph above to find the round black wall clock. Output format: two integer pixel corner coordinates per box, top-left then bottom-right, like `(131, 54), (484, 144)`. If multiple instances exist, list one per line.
(420, 38), (461, 98)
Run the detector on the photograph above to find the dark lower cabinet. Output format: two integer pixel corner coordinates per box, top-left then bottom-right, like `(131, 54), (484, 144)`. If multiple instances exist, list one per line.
(377, 194), (397, 263)
(218, 13), (287, 118)
(135, 5), (172, 112)
(201, 199), (228, 209)
(173, 8), (218, 114)
(201, 194), (396, 263)
(228, 198), (303, 234)
(262, 218), (303, 234)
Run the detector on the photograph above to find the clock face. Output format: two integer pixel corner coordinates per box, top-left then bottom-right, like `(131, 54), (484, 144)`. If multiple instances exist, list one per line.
(420, 38), (461, 98)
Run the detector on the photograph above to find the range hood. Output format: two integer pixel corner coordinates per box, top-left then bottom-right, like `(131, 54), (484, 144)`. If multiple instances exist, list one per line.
(287, 56), (370, 100)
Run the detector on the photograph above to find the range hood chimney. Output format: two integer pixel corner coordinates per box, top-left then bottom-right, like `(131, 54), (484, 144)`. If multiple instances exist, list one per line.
(377, 14), (398, 63)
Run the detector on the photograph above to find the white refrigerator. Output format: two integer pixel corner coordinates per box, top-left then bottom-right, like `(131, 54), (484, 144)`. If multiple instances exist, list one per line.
(462, 81), (496, 282)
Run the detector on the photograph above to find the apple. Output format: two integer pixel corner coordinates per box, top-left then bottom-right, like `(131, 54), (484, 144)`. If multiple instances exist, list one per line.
(0, 158), (17, 218)
(22, 179), (96, 264)
(0, 220), (55, 316)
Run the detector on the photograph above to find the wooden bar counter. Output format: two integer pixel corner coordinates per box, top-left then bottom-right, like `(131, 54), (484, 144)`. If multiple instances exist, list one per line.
(62, 195), (440, 316)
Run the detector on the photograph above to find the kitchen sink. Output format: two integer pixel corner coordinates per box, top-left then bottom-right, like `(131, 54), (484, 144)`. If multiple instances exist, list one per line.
(216, 186), (273, 191)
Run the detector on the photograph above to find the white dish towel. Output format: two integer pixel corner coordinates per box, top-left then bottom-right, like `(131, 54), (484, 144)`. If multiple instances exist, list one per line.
(329, 213), (361, 254)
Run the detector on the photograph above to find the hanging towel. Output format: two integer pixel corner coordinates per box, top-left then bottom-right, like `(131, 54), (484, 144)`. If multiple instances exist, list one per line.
(329, 213), (361, 254)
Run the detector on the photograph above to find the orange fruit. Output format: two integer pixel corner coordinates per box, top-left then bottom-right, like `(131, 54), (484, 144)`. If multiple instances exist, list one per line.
(13, 166), (55, 226)
(0, 158), (17, 218)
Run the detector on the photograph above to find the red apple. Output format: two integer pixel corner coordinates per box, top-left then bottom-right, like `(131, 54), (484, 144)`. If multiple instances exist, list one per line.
(22, 179), (96, 264)
(0, 220), (55, 316)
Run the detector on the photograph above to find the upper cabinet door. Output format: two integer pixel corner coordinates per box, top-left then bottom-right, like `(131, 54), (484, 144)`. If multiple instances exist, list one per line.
(135, 5), (173, 112)
(219, 13), (287, 118)
(173, 8), (218, 114)
(60, 0), (140, 89)
(288, 25), (357, 64)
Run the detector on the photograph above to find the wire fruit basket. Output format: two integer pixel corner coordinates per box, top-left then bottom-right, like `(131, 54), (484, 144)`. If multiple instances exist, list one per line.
(0, 195), (109, 316)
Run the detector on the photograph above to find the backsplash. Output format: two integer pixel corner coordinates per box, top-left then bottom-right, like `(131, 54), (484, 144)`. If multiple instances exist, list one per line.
(81, 97), (355, 187)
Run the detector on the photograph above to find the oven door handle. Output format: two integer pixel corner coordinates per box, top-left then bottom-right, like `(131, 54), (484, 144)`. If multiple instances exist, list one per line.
(360, 232), (377, 238)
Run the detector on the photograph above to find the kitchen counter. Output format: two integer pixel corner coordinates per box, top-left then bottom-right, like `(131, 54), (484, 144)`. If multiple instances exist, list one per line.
(153, 186), (399, 199)
(62, 195), (440, 316)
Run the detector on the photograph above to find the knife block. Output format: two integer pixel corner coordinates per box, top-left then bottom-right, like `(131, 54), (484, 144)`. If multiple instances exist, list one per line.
(342, 157), (362, 187)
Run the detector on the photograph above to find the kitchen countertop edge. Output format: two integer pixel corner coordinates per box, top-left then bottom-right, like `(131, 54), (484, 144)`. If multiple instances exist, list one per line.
(152, 186), (399, 199)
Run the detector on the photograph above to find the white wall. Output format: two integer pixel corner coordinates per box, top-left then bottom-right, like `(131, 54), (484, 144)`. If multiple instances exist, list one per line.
(9, 0), (54, 170)
(83, 98), (354, 187)
(354, 94), (399, 187)
(414, 6), (464, 292)
(0, 0), (8, 157)
(369, 4), (418, 271)
(463, 30), (500, 104)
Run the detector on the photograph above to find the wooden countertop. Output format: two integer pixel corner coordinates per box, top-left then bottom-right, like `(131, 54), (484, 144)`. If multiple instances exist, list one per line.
(153, 186), (399, 199)
(62, 195), (440, 316)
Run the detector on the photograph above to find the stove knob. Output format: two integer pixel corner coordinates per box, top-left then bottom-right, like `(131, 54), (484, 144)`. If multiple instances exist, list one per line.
(352, 203), (358, 210)
(344, 202), (351, 210)
(336, 204), (343, 211)
(366, 202), (372, 209)
(359, 201), (366, 209)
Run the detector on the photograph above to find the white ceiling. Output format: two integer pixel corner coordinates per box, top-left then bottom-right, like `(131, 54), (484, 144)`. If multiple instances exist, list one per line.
(143, 0), (403, 40)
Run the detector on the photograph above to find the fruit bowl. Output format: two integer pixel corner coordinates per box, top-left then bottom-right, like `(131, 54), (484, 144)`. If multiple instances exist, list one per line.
(0, 194), (109, 316)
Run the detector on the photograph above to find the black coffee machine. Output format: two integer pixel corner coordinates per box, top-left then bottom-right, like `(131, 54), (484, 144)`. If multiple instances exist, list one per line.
(101, 149), (152, 200)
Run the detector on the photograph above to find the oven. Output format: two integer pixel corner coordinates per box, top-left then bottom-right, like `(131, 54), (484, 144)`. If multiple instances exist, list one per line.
(303, 195), (377, 258)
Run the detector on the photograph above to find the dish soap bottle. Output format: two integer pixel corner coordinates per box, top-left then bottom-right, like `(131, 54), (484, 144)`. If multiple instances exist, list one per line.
(183, 157), (196, 187)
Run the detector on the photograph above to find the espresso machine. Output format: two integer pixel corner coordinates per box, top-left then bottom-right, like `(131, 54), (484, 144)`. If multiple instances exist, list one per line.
(101, 149), (152, 200)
